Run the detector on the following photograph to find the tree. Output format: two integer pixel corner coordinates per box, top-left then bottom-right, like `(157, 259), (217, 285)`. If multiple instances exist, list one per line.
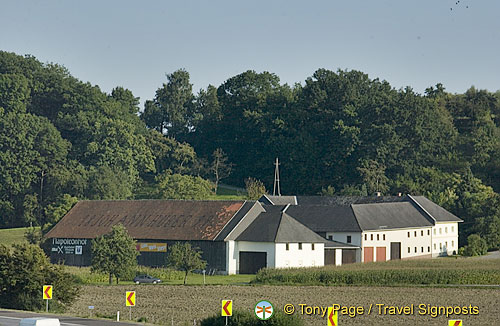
(0, 243), (79, 311)
(91, 224), (138, 284)
(155, 171), (213, 200)
(142, 69), (194, 138)
(245, 177), (267, 200)
(166, 242), (206, 285)
(357, 159), (389, 195)
(211, 148), (232, 193)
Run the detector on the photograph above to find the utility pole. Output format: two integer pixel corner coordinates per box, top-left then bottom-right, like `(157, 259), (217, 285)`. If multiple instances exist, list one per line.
(273, 157), (281, 196)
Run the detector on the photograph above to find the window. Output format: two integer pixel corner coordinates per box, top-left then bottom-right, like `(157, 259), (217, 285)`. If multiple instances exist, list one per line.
(440, 243), (442, 250)
(347, 236), (352, 243)
(408, 232), (410, 238)
(434, 229), (436, 235)
(298, 243), (302, 250)
(445, 227), (448, 233)
(328, 235), (333, 240)
(421, 247), (424, 253)
(421, 230), (423, 236)
(452, 241), (454, 247)
(286, 243), (289, 251)
(364, 234), (367, 241)
(371, 234), (373, 241)
(427, 230), (430, 236)
(383, 234), (386, 241)
(312, 243), (315, 250)
(428, 246), (430, 252)
(439, 228), (442, 234)
(414, 247), (417, 253)
(414, 231), (417, 237)
(445, 241), (448, 247)
(408, 247), (411, 253)
(452, 226), (454, 232)
(377, 234), (379, 241)
(434, 243), (436, 250)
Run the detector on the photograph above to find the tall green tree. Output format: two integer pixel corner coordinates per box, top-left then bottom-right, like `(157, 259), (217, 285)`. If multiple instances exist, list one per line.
(91, 224), (138, 284)
(166, 242), (206, 285)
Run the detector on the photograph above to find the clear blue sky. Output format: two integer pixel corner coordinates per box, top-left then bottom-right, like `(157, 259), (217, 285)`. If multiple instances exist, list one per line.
(1, 0), (499, 107)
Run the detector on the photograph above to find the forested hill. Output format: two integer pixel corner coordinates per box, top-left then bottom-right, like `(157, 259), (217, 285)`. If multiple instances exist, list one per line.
(0, 51), (499, 249)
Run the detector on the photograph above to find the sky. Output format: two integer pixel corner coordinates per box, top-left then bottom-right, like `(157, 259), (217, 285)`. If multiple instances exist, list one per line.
(1, 0), (499, 107)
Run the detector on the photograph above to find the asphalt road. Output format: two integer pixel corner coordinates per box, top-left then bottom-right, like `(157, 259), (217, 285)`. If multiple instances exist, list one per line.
(0, 310), (140, 326)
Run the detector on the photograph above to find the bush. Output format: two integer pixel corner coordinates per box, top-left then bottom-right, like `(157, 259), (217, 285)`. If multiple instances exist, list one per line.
(200, 310), (304, 326)
(0, 244), (79, 311)
(462, 234), (488, 256)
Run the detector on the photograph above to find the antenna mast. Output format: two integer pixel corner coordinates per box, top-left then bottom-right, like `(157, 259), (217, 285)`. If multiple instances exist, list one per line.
(273, 157), (281, 196)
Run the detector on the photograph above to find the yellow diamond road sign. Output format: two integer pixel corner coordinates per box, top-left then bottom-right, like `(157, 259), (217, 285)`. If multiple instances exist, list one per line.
(43, 285), (52, 300)
(327, 306), (338, 326)
(449, 320), (462, 326)
(126, 291), (136, 307)
(222, 300), (232, 316)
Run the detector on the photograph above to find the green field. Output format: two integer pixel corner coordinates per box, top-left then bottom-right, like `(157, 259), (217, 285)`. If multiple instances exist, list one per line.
(66, 265), (254, 285)
(254, 257), (500, 286)
(0, 227), (32, 246)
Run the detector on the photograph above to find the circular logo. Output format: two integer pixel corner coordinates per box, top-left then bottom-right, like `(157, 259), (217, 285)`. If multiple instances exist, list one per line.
(255, 300), (274, 320)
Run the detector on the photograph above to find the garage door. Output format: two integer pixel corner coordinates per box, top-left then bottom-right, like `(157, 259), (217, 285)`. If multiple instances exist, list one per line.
(342, 249), (356, 264)
(324, 249), (336, 265)
(239, 251), (267, 274)
(364, 247), (374, 262)
(376, 247), (386, 262)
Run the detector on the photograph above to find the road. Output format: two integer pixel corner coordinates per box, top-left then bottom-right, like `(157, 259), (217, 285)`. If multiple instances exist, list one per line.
(0, 310), (140, 326)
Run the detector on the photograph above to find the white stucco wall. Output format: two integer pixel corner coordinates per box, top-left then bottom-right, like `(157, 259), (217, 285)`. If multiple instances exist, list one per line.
(361, 227), (433, 261)
(226, 241), (324, 274)
(226, 241), (275, 274)
(432, 222), (459, 257)
(275, 242), (324, 268)
(325, 232), (361, 246)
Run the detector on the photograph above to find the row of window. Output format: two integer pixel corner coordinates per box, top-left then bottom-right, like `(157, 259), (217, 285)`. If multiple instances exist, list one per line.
(406, 241), (455, 254)
(328, 235), (352, 243)
(285, 243), (315, 251)
(364, 234), (386, 241)
(408, 230), (431, 238)
(408, 246), (431, 253)
(434, 241), (454, 251)
(434, 226), (454, 235)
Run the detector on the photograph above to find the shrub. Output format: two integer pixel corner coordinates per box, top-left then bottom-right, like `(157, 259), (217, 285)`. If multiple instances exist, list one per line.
(200, 310), (304, 326)
(462, 234), (488, 256)
(0, 244), (79, 311)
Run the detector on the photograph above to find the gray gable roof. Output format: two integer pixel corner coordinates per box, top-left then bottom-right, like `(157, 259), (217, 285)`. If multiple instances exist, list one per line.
(351, 202), (434, 231)
(235, 207), (330, 243)
(410, 196), (463, 222)
(286, 205), (361, 232)
(296, 196), (407, 206)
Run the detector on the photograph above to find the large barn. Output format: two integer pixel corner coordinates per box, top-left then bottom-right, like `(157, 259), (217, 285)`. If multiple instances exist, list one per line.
(45, 195), (461, 274)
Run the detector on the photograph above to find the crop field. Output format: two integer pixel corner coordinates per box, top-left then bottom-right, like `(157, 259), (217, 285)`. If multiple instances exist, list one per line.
(68, 284), (500, 325)
(254, 257), (500, 286)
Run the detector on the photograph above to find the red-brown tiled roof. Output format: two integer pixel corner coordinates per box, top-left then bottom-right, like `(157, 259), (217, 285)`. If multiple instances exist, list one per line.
(45, 200), (245, 241)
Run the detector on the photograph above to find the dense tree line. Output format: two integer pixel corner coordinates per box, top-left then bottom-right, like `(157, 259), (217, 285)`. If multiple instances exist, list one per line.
(0, 51), (499, 250)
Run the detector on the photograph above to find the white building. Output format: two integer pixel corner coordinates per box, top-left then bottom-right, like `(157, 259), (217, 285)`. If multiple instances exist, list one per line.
(260, 194), (462, 263)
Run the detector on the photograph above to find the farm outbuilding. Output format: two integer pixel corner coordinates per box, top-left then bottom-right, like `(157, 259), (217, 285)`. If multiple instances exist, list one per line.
(45, 194), (461, 274)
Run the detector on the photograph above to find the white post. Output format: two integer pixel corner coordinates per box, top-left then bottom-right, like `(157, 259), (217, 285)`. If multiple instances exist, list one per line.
(46, 299), (48, 313)
(117, 311), (120, 321)
(129, 306), (132, 320)
(203, 270), (206, 285)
